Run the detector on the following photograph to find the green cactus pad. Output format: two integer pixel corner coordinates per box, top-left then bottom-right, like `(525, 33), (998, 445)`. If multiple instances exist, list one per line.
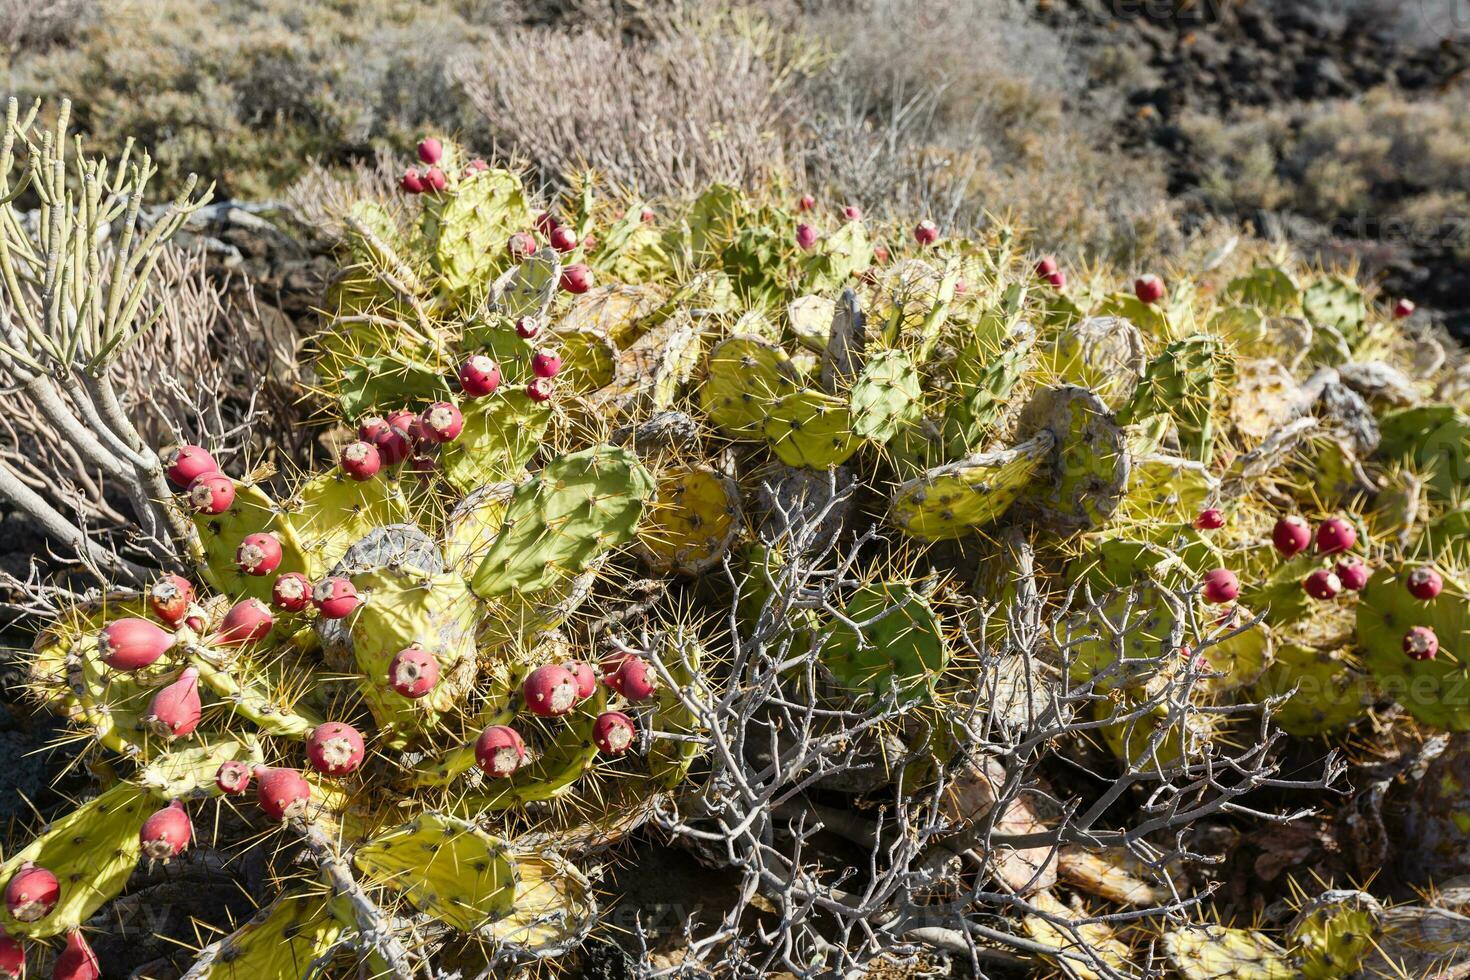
(0, 782), (151, 938)
(1094, 694), (1214, 769)
(820, 584), (948, 699)
(944, 318), (1034, 456)
(1019, 385), (1130, 531)
(471, 445), (655, 598)
(648, 637), (704, 787)
(1287, 889), (1383, 979)
(888, 432), (1054, 540)
(439, 389), (552, 494)
(636, 464), (742, 576)
(762, 389), (858, 468)
(336, 354), (454, 420)
(1356, 565), (1470, 730)
(287, 470), (411, 580)
(190, 654), (324, 738)
(426, 168), (533, 296)
(193, 481), (308, 607)
(138, 738), (264, 799)
(189, 892), (343, 979)
(1164, 925), (1294, 979)
(1302, 275), (1367, 346)
(1377, 404), (1470, 501)
(353, 813), (517, 930)
(1225, 265), (1300, 314)
(1066, 584), (1185, 692)
(458, 688), (606, 811)
(483, 851), (596, 958)
(848, 349), (922, 443)
(803, 220), (873, 295)
(1117, 335), (1232, 464)
(701, 336), (800, 438)
(684, 183), (747, 257)
(1115, 454), (1219, 526)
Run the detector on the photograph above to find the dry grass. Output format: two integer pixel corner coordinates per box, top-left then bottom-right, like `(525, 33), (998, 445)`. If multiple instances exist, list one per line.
(0, 0), (92, 54)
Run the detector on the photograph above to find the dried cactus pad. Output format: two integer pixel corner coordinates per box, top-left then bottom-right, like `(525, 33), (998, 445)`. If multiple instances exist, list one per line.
(636, 464), (742, 576)
(1018, 385), (1130, 531)
(1356, 565), (1470, 730)
(353, 813), (517, 930)
(888, 432), (1054, 540)
(1164, 924), (1295, 979)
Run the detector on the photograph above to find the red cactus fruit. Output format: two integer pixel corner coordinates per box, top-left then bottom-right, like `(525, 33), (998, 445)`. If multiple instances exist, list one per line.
(798, 194), (815, 211)
(307, 722), (366, 776)
(186, 472), (235, 514)
(1316, 517), (1356, 555)
(1394, 298), (1416, 319)
(843, 205), (862, 220)
(340, 440), (381, 481)
(419, 402), (464, 443)
(1408, 566), (1444, 600)
(459, 355), (502, 396)
(139, 801), (192, 862)
(873, 244), (890, 264)
(593, 711), (636, 755)
(531, 348), (562, 380)
(144, 667), (202, 739)
(1035, 256), (1058, 277)
(271, 571), (313, 613)
(1134, 274), (1166, 304)
(475, 725), (526, 777)
(389, 647), (439, 698)
(1201, 568), (1239, 605)
(1335, 557), (1369, 591)
(1404, 625), (1439, 661)
(0, 930), (22, 979)
(217, 599), (273, 646)
(253, 766), (311, 820)
(164, 444), (217, 488)
(913, 220), (939, 246)
(215, 760), (252, 795)
(613, 657), (657, 700)
(508, 231), (537, 259)
(148, 574), (193, 627)
(235, 532), (283, 576)
(560, 263), (593, 294)
(4, 865), (58, 922)
(358, 416), (390, 442)
(417, 137), (442, 165)
(549, 225), (578, 252)
(1193, 508), (1224, 530)
(98, 618), (174, 670)
(422, 167), (446, 192)
(514, 316), (540, 339)
(371, 411), (414, 465)
(563, 661), (598, 700)
(523, 665), (579, 716)
(640, 207), (656, 223)
(52, 930), (99, 980)
(795, 223), (817, 251)
(313, 578), (360, 620)
(400, 169), (425, 194)
(1303, 569), (1342, 600)
(1045, 270), (1066, 288)
(535, 211), (559, 236)
(1271, 515), (1312, 557)
(526, 377), (554, 402)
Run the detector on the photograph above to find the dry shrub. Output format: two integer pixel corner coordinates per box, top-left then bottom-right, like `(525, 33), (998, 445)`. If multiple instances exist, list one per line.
(0, 0), (92, 53)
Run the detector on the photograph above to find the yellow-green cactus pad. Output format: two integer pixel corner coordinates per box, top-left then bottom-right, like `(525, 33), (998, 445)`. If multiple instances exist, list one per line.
(193, 481), (308, 607)
(0, 782), (151, 938)
(138, 738), (264, 799)
(354, 813), (517, 931)
(701, 335), (800, 438)
(1115, 454), (1219, 526)
(762, 388), (858, 468)
(188, 892), (343, 979)
(439, 388), (552, 494)
(428, 168), (533, 296)
(489, 248), (560, 321)
(1302, 275), (1367, 344)
(1225, 265), (1300, 314)
(1287, 889), (1383, 980)
(1252, 641), (1372, 737)
(1164, 925), (1295, 979)
(1044, 315), (1146, 407)
(557, 283), (665, 347)
(483, 851), (596, 958)
(1231, 358), (1301, 442)
(848, 349), (922, 444)
(1377, 404), (1470, 502)
(1356, 565), (1470, 730)
(648, 637), (704, 787)
(1066, 583), (1185, 691)
(190, 654), (324, 738)
(443, 482), (514, 578)
(888, 432), (1053, 541)
(286, 470), (411, 580)
(1019, 385), (1130, 531)
(457, 688), (606, 812)
(1093, 695), (1214, 770)
(820, 584), (947, 699)
(787, 294), (836, 350)
(1021, 890), (1131, 980)
(636, 464), (742, 576)
(549, 328), (617, 393)
(586, 315), (702, 416)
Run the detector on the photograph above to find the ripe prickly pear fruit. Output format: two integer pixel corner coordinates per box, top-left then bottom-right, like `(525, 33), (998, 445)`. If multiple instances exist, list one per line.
(843, 205), (862, 220)
(514, 316), (540, 339)
(1335, 557), (1369, 591)
(235, 532), (283, 576)
(358, 416), (389, 442)
(526, 377), (554, 402)
(795, 223), (817, 251)
(1193, 508), (1224, 530)
(4, 865), (57, 922)
(419, 402), (464, 443)
(549, 225), (578, 252)
(313, 578), (360, 619)
(593, 711), (636, 755)
(416, 137), (442, 165)
(0, 931), (22, 979)
(139, 801), (192, 862)
(1408, 567), (1444, 600)
(1394, 298), (1415, 319)
(144, 667), (202, 739)
(798, 194), (815, 211)
(253, 766), (311, 820)
(371, 411), (415, 465)
(389, 647), (439, 698)
(1272, 515), (1311, 557)
(1046, 270), (1066, 288)
(1316, 517), (1356, 555)
(217, 599), (273, 646)
(340, 440), (381, 481)
(148, 574), (193, 627)
(563, 661), (598, 700)
(640, 207), (656, 223)
(475, 725), (526, 777)
(164, 444), (217, 488)
(1134, 274), (1166, 304)
(531, 348), (562, 380)
(535, 211), (559, 236)
(560, 263), (592, 294)
(1404, 625), (1439, 661)
(52, 929), (99, 980)
(306, 722), (366, 776)
(1303, 569), (1342, 600)
(215, 760), (252, 795)
(523, 665), (579, 716)
(458, 355), (502, 396)
(422, 167), (446, 192)
(913, 219), (939, 246)
(1201, 568), (1239, 605)
(99, 618), (174, 670)
(400, 169), (425, 194)
(508, 231), (537, 259)
(873, 244), (890, 264)
(612, 657), (657, 700)
(271, 572), (313, 613)
(186, 472), (235, 514)
(1035, 256), (1058, 277)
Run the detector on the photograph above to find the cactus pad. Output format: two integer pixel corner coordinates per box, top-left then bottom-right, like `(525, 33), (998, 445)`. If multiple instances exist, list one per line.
(1164, 925), (1294, 979)
(701, 336), (799, 438)
(848, 349), (922, 443)
(820, 584), (947, 699)
(439, 389), (552, 493)
(763, 389), (858, 468)
(353, 813), (517, 930)
(888, 433), (1054, 540)
(1018, 385), (1130, 531)
(1356, 565), (1470, 729)
(190, 892), (343, 979)
(636, 464), (742, 576)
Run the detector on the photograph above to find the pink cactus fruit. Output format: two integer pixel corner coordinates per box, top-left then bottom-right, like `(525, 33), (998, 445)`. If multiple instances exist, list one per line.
(216, 599), (273, 646)
(422, 167), (446, 192)
(1407, 566), (1444, 600)
(1335, 557), (1369, 591)
(640, 207), (656, 223)
(514, 316), (540, 339)
(389, 646), (439, 698)
(371, 412), (414, 465)
(4, 865), (58, 922)
(912, 219), (939, 245)
(400, 169), (425, 194)
(312, 578), (360, 620)
(1394, 298), (1416, 319)
(416, 137), (442, 165)
(549, 225), (578, 252)
(306, 722), (366, 776)
(271, 571), (313, 612)
(1193, 508), (1224, 530)
(215, 760), (252, 795)
(508, 231), (537, 258)
(253, 766), (311, 820)
(1271, 515), (1311, 557)
(149, 574), (194, 627)
(1134, 274), (1166, 304)
(98, 618), (174, 671)
(235, 532), (283, 576)
(458, 355), (502, 396)
(522, 665), (579, 717)
(139, 801), (192, 862)
(52, 930), (100, 980)
(0, 930), (22, 980)
(612, 657), (657, 700)
(1303, 569), (1342, 600)
(560, 263), (593, 294)
(475, 725), (526, 778)
(419, 402), (464, 443)
(1035, 256), (1058, 277)
(1200, 568), (1240, 605)
(340, 440), (381, 481)
(531, 349), (562, 380)
(593, 711), (636, 755)
(144, 667), (202, 739)
(526, 377), (554, 402)
(1404, 625), (1439, 661)
(843, 205), (862, 220)
(563, 661), (598, 701)
(164, 444), (217, 488)
(797, 194), (815, 211)
(1315, 517), (1357, 555)
(186, 472), (235, 514)
(795, 223), (817, 250)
